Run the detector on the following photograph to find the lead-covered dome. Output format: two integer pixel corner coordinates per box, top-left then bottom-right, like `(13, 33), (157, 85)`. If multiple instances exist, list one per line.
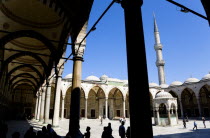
(100, 75), (108, 81)
(184, 77), (199, 83)
(160, 84), (169, 88)
(202, 74), (210, 80)
(64, 73), (72, 79)
(155, 91), (173, 98)
(170, 81), (183, 86)
(85, 75), (100, 81)
(149, 82), (159, 88)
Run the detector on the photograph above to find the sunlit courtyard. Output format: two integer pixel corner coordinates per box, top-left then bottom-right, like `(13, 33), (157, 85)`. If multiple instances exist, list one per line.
(5, 118), (210, 138)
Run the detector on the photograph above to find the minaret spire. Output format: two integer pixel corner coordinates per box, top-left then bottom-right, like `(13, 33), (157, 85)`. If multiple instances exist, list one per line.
(153, 13), (166, 85)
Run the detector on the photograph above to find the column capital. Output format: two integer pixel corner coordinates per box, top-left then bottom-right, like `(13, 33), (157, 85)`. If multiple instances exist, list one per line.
(73, 56), (84, 61)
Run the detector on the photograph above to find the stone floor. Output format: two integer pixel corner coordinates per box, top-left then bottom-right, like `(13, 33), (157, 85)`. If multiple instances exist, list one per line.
(5, 118), (210, 138)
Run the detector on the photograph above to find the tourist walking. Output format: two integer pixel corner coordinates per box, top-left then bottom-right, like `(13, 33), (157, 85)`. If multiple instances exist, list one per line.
(202, 116), (206, 128)
(183, 119), (186, 128)
(119, 121), (126, 138)
(193, 120), (198, 130)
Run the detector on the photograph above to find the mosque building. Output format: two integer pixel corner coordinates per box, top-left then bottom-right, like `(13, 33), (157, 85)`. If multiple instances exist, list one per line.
(7, 15), (210, 126)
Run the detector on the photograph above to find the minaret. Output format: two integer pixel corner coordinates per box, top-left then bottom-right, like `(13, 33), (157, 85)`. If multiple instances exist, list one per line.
(153, 14), (166, 85)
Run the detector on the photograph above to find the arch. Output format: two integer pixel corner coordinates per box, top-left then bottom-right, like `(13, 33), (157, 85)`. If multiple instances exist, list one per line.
(2, 51), (48, 75)
(159, 103), (167, 118)
(7, 64), (44, 83)
(11, 79), (37, 91)
(181, 88), (199, 117)
(0, 30), (56, 54)
(169, 90), (181, 117)
(199, 84), (210, 117)
(9, 73), (39, 87)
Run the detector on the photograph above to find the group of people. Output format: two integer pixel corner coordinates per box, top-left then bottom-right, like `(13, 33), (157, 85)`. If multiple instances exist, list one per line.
(12, 124), (60, 138)
(183, 116), (207, 130)
(101, 122), (130, 138)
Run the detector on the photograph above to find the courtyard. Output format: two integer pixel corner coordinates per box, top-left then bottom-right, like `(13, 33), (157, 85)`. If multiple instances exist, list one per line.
(5, 118), (210, 138)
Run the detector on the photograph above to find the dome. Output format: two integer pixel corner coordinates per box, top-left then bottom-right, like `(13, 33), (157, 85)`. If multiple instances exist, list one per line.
(64, 73), (72, 79)
(85, 75), (100, 81)
(170, 81), (183, 86)
(155, 91), (173, 98)
(100, 74), (108, 80)
(149, 83), (159, 88)
(160, 84), (169, 88)
(202, 74), (210, 80)
(184, 77), (199, 83)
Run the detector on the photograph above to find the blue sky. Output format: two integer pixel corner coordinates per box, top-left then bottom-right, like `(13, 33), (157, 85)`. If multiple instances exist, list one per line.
(62, 0), (210, 85)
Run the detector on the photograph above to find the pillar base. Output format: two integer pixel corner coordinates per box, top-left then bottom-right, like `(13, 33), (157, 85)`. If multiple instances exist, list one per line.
(66, 130), (83, 138)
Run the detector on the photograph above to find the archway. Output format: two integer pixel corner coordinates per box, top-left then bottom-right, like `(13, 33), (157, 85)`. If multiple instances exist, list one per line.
(199, 85), (210, 117)
(181, 88), (198, 117)
(169, 90), (181, 117)
(87, 86), (105, 119)
(108, 88), (124, 119)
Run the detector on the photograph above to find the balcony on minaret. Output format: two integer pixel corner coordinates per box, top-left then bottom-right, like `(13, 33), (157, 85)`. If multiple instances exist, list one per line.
(156, 60), (165, 66)
(154, 44), (163, 50)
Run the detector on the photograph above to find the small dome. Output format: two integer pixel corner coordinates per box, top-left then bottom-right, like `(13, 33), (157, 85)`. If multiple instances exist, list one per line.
(100, 74), (108, 80)
(170, 81), (183, 86)
(149, 83), (159, 88)
(155, 91), (173, 98)
(160, 84), (169, 88)
(64, 73), (72, 79)
(184, 77), (199, 83)
(85, 75), (100, 81)
(202, 74), (210, 80)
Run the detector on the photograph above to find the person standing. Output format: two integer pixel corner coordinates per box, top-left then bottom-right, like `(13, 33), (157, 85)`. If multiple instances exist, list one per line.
(83, 126), (91, 138)
(183, 119), (186, 128)
(193, 120), (198, 130)
(119, 121), (126, 138)
(101, 116), (103, 125)
(126, 126), (130, 138)
(202, 116), (206, 128)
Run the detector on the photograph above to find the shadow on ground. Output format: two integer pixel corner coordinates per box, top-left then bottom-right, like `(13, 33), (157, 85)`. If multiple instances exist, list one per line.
(154, 128), (210, 138)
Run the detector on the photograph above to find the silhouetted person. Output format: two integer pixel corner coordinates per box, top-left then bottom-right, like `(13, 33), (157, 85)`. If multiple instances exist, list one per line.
(24, 126), (36, 138)
(202, 116), (206, 128)
(47, 124), (58, 137)
(183, 119), (186, 128)
(126, 126), (130, 138)
(36, 131), (43, 138)
(12, 132), (20, 138)
(193, 120), (198, 130)
(42, 126), (50, 138)
(83, 126), (91, 138)
(119, 121), (125, 138)
(101, 127), (109, 138)
(107, 123), (113, 137)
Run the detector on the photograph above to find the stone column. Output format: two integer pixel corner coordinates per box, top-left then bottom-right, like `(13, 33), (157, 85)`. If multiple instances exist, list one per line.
(179, 98), (184, 118)
(85, 97), (88, 119)
(167, 109), (171, 126)
(34, 96), (39, 119)
(121, 0), (153, 137)
(44, 84), (51, 124)
(105, 97), (108, 119)
(69, 57), (83, 137)
(40, 90), (46, 122)
(61, 95), (65, 120)
(197, 97), (202, 116)
(36, 93), (42, 120)
(175, 108), (179, 124)
(52, 75), (62, 127)
(123, 99), (126, 118)
(156, 110), (160, 125)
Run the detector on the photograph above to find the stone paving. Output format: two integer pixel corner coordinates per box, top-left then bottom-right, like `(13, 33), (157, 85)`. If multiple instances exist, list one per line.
(5, 118), (210, 138)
